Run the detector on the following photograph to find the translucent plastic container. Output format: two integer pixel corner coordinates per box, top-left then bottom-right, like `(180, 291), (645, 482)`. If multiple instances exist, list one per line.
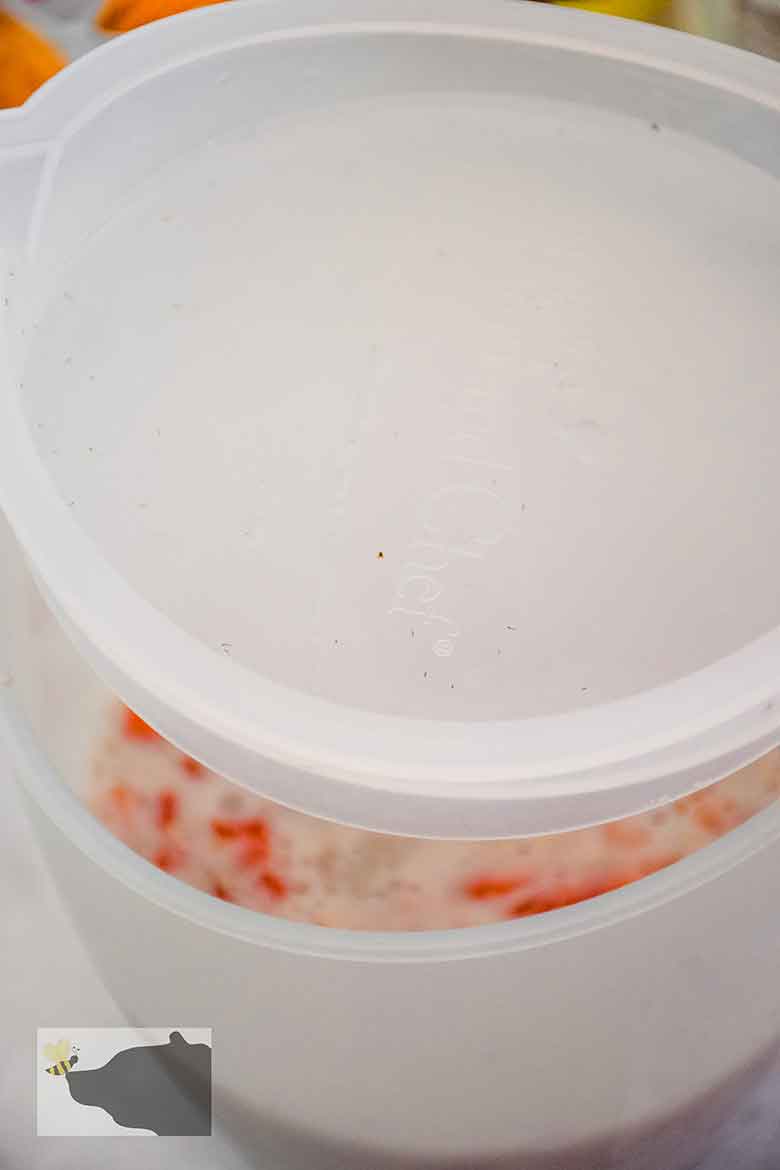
(2, 1), (780, 1164)
(5, 516), (780, 1168)
(2, 0), (780, 840)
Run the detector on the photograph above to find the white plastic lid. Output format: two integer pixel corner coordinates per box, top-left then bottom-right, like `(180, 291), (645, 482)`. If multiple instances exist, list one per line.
(2, 0), (780, 837)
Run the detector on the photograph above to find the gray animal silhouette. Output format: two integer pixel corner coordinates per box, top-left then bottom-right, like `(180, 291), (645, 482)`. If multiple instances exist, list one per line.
(66, 1031), (211, 1135)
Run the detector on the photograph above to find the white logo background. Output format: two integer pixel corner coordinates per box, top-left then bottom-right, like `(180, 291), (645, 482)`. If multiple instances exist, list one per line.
(36, 1027), (212, 1136)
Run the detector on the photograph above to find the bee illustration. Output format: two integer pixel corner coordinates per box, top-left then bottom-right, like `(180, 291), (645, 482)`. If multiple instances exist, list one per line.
(43, 1038), (79, 1077)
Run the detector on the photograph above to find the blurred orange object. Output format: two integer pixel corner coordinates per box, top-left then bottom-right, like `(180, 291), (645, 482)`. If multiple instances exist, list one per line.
(96, 0), (229, 34)
(0, 9), (67, 108)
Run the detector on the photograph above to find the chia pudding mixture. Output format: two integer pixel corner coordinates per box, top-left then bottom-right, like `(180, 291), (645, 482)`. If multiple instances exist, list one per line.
(88, 705), (780, 931)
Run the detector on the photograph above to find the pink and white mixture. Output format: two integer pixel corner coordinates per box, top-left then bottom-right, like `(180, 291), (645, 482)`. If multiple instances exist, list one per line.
(88, 705), (780, 931)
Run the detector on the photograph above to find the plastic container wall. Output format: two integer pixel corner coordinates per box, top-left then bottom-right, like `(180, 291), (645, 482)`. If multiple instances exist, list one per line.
(4, 516), (780, 1167)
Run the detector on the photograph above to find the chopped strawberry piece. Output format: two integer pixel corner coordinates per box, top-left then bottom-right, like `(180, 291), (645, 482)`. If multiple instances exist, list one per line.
(507, 851), (684, 918)
(507, 893), (561, 918)
(156, 789), (178, 831)
(241, 818), (269, 842)
(180, 756), (205, 779)
(238, 843), (268, 870)
(121, 707), (160, 742)
(154, 849), (172, 871)
(153, 847), (188, 875)
(211, 818), (241, 840)
(465, 873), (530, 900)
(211, 816), (269, 844)
(508, 875), (614, 918)
(259, 871), (287, 899)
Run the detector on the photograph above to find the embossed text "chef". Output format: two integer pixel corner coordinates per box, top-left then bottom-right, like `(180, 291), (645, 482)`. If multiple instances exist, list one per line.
(388, 385), (512, 658)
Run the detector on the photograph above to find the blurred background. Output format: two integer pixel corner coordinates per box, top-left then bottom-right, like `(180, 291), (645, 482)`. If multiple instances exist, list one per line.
(2, 0), (780, 110)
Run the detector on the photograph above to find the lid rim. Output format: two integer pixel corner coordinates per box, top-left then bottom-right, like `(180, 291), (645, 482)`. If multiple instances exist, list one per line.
(6, 672), (780, 958)
(3, 0), (780, 836)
